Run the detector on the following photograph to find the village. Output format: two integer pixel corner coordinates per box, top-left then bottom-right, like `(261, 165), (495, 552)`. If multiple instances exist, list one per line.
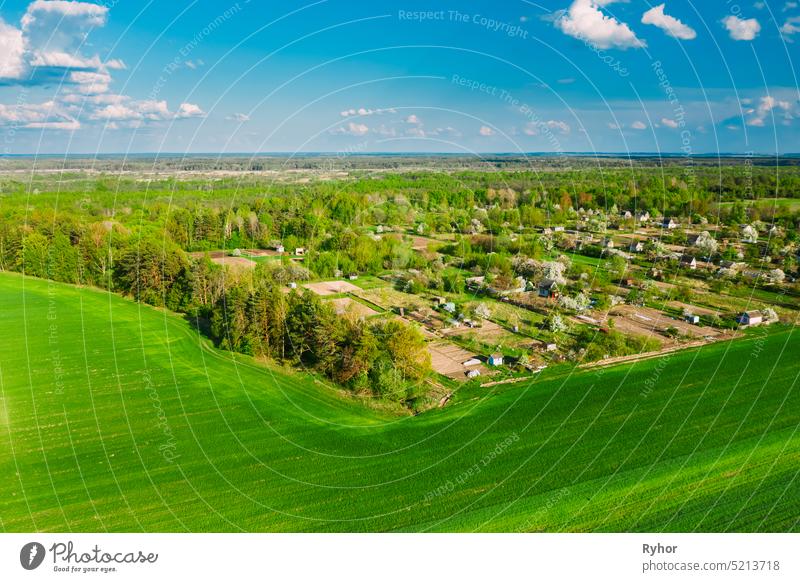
(198, 204), (795, 395)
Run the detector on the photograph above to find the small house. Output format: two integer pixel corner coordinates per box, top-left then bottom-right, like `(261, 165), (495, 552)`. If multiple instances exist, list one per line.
(466, 369), (481, 379)
(275, 245), (285, 253)
(736, 311), (763, 327)
(538, 279), (559, 299)
(294, 247), (306, 256)
(545, 343), (558, 352)
(553, 226), (565, 233)
(348, 273), (358, 281)
(629, 241), (645, 253)
(685, 314), (700, 325)
(488, 353), (504, 366)
(442, 302), (456, 314)
(288, 282), (298, 289)
(662, 217), (678, 229)
(680, 255), (697, 270)
(462, 358), (481, 367)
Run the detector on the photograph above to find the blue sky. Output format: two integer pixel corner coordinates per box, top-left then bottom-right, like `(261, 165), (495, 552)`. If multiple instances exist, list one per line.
(0, 0), (798, 154)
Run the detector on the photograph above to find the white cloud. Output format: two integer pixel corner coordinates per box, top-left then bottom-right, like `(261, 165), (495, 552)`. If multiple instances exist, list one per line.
(0, 99), (79, 130)
(641, 4), (696, 40)
(781, 16), (800, 40)
(25, 119), (80, 130)
(331, 121), (370, 136)
(0, 2), (204, 131)
(226, 113), (250, 122)
(175, 103), (204, 119)
(340, 107), (396, 117)
(661, 117), (679, 128)
(631, 120), (647, 129)
(0, 19), (25, 79)
(22, 0), (108, 28)
(746, 96), (792, 126)
(479, 125), (495, 136)
(406, 114), (421, 124)
(69, 70), (112, 95)
(406, 126), (426, 137)
(524, 120), (571, 135)
(556, 0), (646, 49)
(430, 126), (462, 137)
(784, 2), (798, 11)
(723, 15), (761, 41)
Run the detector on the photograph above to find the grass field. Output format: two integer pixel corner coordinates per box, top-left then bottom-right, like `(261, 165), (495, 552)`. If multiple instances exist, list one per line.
(1, 272), (798, 532)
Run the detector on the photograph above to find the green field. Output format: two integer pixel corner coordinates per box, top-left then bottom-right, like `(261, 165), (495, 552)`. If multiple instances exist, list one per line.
(1, 272), (798, 532)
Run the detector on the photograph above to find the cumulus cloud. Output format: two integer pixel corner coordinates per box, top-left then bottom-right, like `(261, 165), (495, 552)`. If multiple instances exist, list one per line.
(176, 103), (204, 119)
(746, 96), (793, 126)
(556, 0), (646, 49)
(723, 15), (761, 41)
(479, 125), (495, 136)
(641, 4), (696, 40)
(405, 114), (421, 124)
(331, 121), (370, 136)
(781, 16), (800, 40)
(661, 117), (679, 128)
(0, 19), (25, 79)
(339, 107), (396, 117)
(0, 1), (204, 131)
(0, 100), (79, 130)
(631, 120), (647, 129)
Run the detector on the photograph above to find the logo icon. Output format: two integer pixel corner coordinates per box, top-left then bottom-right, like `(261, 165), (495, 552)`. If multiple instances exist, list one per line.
(20, 542), (46, 570)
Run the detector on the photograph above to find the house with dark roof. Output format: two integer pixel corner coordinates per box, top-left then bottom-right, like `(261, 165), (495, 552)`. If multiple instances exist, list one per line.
(736, 311), (763, 326)
(538, 279), (559, 299)
(679, 255), (697, 270)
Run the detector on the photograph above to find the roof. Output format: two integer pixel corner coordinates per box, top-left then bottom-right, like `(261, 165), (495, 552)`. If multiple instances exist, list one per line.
(539, 279), (557, 289)
(490, 353), (503, 359)
(743, 310), (762, 318)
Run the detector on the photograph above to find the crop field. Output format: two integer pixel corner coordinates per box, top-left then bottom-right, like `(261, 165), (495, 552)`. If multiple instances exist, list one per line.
(1, 272), (798, 532)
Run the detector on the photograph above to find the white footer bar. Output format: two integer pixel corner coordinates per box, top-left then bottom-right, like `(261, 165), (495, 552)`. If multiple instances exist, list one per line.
(1, 534), (797, 581)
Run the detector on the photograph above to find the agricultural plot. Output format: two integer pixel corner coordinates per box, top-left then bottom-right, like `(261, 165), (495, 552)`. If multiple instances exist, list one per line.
(211, 256), (257, 270)
(328, 297), (379, 318)
(1, 273), (799, 533)
(427, 340), (488, 380)
(605, 305), (727, 345)
(302, 280), (361, 296)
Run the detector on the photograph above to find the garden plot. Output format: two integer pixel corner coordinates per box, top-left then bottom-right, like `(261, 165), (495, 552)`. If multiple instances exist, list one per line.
(303, 280), (361, 296)
(328, 297), (379, 318)
(605, 305), (724, 345)
(210, 256), (256, 270)
(427, 340), (489, 380)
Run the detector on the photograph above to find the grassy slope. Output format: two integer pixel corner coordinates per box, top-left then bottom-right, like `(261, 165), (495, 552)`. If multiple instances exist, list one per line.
(0, 272), (798, 532)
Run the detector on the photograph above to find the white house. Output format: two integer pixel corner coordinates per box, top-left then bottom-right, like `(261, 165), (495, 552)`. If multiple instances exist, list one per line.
(736, 311), (763, 326)
(488, 353), (504, 366)
(680, 255), (697, 270)
(662, 217), (678, 229)
(294, 247), (306, 256)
